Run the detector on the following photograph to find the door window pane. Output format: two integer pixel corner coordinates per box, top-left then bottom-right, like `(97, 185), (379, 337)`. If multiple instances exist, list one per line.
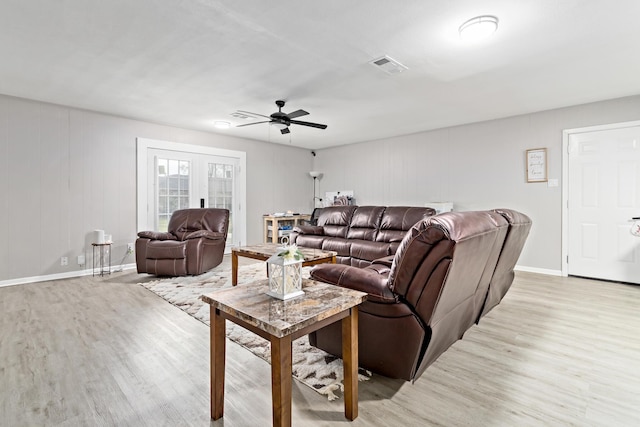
(208, 162), (234, 243)
(157, 158), (190, 231)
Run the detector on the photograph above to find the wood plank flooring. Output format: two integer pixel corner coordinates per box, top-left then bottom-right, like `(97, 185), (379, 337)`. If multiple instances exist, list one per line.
(1, 256), (639, 426)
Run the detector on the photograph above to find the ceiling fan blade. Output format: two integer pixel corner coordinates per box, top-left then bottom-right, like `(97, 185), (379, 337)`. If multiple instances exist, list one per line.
(289, 119), (327, 129)
(280, 127), (291, 135)
(236, 120), (271, 128)
(287, 109), (309, 119)
(236, 110), (272, 120)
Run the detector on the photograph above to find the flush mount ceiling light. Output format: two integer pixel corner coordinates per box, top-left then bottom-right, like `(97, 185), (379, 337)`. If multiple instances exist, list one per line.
(214, 121), (231, 129)
(459, 15), (499, 41)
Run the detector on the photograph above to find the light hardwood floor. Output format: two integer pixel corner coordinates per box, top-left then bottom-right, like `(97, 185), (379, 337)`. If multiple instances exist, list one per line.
(1, 256), (639, 426)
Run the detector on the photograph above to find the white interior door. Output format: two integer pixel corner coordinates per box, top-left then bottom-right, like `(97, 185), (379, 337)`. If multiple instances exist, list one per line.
(568, 125), (640, 283)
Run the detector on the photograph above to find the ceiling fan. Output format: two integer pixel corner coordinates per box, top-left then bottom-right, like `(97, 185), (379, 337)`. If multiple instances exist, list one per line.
(236, 100), (327, 135)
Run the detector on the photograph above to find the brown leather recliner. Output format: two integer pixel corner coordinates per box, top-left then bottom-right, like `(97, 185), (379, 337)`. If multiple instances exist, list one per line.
(136, 208), (229, 276)
(309, 209), (531, 381)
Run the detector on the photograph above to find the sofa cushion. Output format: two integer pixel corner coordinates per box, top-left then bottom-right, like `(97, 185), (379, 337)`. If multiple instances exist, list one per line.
(169, 208), (230, 240)
(321, 237), (352, 257)
(318, 206), (356, 238)
(350, 240), (391, 263)
(347, 206), (385, 240)
(293, 234), (325, 249)
(146, 241), (187, 259)
(376, 207), (435, 243)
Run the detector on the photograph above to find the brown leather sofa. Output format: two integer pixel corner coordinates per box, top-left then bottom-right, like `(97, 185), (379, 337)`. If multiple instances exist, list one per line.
(290, 205), (436, 267)
(308, 209), (531, 381)
(136, 208), (229, 276)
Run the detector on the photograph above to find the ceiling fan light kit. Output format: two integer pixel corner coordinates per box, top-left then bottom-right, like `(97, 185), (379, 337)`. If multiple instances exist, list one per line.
(235, 100), (327, 135)
(270, 122), (288, 130)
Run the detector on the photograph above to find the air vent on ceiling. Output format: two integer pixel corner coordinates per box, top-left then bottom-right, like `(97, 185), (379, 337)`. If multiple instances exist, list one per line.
(370, 55), (408, 75)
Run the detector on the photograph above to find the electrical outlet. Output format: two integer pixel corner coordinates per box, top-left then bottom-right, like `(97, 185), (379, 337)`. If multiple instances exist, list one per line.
(77, 255), (85, 266)
(60, 256), (68, 266)
(127, 243), (134, 254)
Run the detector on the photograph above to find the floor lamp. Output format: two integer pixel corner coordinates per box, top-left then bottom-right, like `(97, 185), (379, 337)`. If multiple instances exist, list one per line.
(309, 171), (323, 207)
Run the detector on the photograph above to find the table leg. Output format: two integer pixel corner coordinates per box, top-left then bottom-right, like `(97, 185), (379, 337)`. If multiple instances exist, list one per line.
(231, 251), (238, 286)
(270, 334), (292, 427)
(342, 307), (359, 420)
(210, 306), (226, 420)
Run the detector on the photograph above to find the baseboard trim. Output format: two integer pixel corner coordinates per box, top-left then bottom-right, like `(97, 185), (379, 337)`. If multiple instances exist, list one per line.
(515, 265), (563, 276)
(0, 263), (138, 288)
(1, 262), (561, 287)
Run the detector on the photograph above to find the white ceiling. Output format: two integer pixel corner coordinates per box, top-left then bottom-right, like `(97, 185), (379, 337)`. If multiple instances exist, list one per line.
(2, 0), (640, 150)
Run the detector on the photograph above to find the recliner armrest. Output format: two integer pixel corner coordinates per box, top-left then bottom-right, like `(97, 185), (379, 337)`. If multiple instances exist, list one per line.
(184, 230), (226, 240)
(137, 231), (177, 241)
(293, 225), (325, 235)
(311, 264), (397, 303)
(371, 255), (394, 268)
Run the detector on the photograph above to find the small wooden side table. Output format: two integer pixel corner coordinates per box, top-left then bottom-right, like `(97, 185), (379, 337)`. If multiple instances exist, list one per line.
(202, 279), (367, 426)
(92, 243), (112, 277)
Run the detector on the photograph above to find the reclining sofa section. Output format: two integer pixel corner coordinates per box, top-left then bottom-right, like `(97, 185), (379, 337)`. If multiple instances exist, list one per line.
(307, 208), (532, 382)
(290, 205), (437, 267)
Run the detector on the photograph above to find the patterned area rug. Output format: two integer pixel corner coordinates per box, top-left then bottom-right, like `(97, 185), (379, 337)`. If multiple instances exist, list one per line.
(139, 262), (371, 400)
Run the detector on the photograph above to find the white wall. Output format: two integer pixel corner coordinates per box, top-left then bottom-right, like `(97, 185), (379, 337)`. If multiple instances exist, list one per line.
(4, 92), (640, 281)
(313, 95), (640, 273)
(0, 94), (314, 282)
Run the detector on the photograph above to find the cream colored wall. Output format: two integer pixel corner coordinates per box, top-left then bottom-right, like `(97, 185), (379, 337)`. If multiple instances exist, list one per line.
(0, 94), (314, 282)
(313, 95), (640, 273)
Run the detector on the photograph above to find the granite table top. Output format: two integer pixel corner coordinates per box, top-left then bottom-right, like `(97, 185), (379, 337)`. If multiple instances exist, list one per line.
(232, 243), (337, 262)
(201, 279), (367, 338)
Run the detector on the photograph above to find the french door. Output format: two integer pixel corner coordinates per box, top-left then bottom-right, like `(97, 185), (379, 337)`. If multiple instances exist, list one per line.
(137, 139), (246, 251)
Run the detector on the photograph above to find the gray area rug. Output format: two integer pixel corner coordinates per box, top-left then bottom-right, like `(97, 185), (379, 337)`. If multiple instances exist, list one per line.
(139, 262), (371, 400)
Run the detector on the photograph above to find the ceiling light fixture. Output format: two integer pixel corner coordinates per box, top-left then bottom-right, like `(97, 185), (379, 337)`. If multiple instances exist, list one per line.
(214, 121), (231, 129)
(459, 15), (499, 41)
(270, 122), (288, 130)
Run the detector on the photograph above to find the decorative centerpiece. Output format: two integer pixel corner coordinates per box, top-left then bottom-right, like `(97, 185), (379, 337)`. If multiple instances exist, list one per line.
(266, 243), (305, 300)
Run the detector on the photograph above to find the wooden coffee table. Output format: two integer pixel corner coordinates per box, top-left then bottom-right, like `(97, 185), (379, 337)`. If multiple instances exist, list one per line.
(201, 279), (367, 426)
(231, 243), (337, 286)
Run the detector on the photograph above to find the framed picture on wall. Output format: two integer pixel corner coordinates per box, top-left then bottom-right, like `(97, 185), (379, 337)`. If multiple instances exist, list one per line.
(526, 148), (548, 182)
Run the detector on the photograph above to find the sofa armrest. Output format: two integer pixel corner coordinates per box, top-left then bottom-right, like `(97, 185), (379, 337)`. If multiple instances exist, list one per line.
(311, 264), (397, 303)
(136, 231), (177, 241)
(293, 225), (325, 235)
(184, 230), (226, 240)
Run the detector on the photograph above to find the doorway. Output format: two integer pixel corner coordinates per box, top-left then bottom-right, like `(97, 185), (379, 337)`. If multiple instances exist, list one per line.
(563, 121), (640, 284)
(137, 138), (246, 251)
